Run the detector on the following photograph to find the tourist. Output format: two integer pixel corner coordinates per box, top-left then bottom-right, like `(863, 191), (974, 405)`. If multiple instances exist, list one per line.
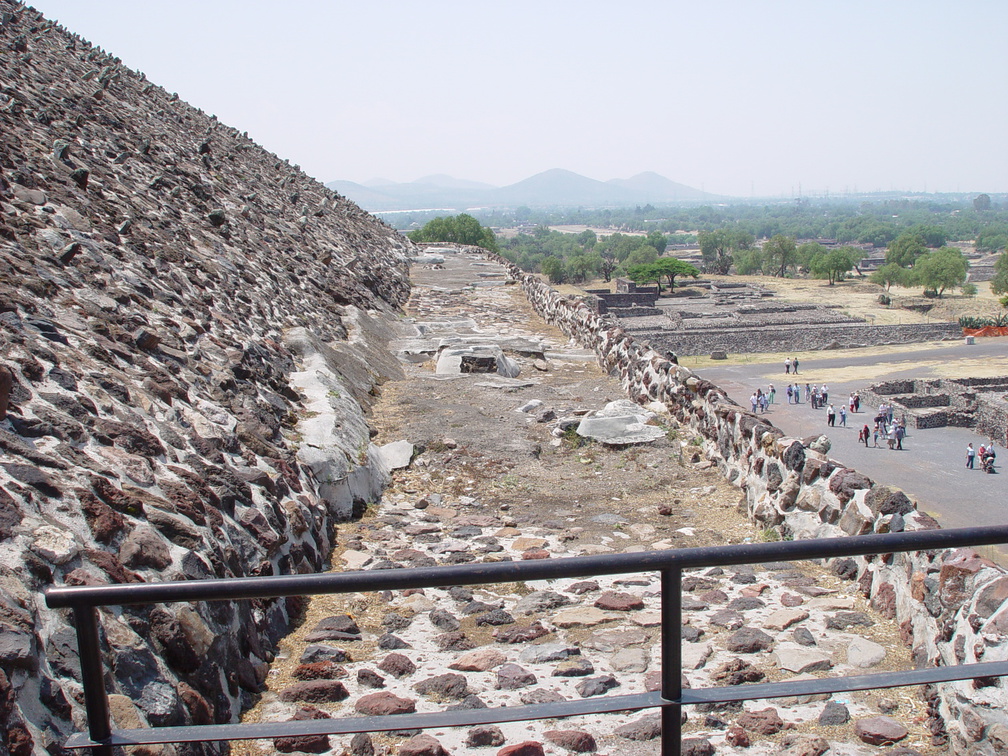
(750, 392), (758, 413)
(983, 444), (997, 472)
(805, 383), (811, 403)
(887, 426), (896, 450)
(861, 424), (871, 447)
(811, 385), (819, 409)
(821, 384), (829, 406)
(854, 393), (861, 413)
(873, 424), (880, 447)
(895, 423), (904, 450)
(785, 357), (791, 374)
(769, 384), (775, 404)
(839, 405), (847, 427)
(793, 357), (800, 374)
(786, 384), (793, 404)
(827, 403), (836, 427)
(967, 442), (976, 469)
(849, 393), (856, 413)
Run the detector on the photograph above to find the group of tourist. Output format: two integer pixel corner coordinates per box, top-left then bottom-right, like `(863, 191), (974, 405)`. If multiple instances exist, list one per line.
(784, 357), (800, 375)
(750, 385), (776, 413)
(966, 441), (997, 472)
(858, 419), (907, 450)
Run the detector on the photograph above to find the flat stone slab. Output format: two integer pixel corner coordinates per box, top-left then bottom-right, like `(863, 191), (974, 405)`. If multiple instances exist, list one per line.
(846, 637), (886, 668)
(807, 597), (856, 610)
(772, 644), (834, 673)
(553, 607), (620, 628)
(583, 628), (650, 652)
(682, 642), (712, 670)
(609, 648), (649, 673)
(341, 550), (372, 570)
(377, 440), (414, 473)
(630, 611), (662, 628)
(576, 415), (665, 445)
(593, 399), (656, 421)
(763, 608), (810, 632)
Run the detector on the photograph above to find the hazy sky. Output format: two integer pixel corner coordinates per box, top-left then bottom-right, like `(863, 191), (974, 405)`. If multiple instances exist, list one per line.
(28, 1), (1008, 197)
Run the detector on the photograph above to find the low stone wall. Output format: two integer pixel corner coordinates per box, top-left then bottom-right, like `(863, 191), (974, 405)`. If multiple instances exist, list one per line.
(622, 322), (963, 357)
(587, 292), (659, 314)
(862, 378), (1008, 442)
(472, 247), (1008, 753)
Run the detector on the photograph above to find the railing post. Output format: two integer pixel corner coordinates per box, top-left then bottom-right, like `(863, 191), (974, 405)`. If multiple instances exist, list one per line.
(661, 567), (682, 756)
(73, 607), (113, 756)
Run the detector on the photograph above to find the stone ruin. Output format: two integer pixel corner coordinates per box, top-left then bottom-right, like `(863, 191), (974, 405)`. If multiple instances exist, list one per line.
(860, 377), (1008, 441)
(608, 277), (961, 357)
(0, 2), (413, 751)
(1, 1), (1006, 752)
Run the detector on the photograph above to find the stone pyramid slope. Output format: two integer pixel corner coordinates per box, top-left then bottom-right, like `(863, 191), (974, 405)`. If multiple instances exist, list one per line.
(0, 1), (414, 751)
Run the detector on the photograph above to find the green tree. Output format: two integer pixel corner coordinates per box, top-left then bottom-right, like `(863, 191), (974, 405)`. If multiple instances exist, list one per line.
(599, 253), (618, 283)
(652, 257), (700, 291)
(912, 247), (969, 297)
(624, 244), (659, 269)
(577, 229), (598, 248)
(565, 253), (597, 283)
(870, 262), (909, 291)
(646, 229), (668, 255)
(733, 247), (764, 275)
(990, 252), (1008, 295)
(698, 229), (732, 274)
(797, 242), (827, 272)
(408, 213), (499, 252)
(762, 234), (799, 277)
(885, 232), (925, 268)
(809, 247), (856, 285)
(626, 263), (661, 290)
(961, 282), (978, 298)
(975, 193), (992, 212)
(912, 224), (947, 248)
(540, 256), (564, 284)
(732, 229), (756, 253)
(976, 226), (1008, 253)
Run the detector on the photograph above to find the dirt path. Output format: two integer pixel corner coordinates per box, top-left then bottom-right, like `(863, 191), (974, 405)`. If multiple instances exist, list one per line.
(235, 250), (940, 756)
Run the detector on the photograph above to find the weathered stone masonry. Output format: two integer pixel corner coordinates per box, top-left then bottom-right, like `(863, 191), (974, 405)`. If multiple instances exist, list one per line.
(0, 3), (413, 753)
(477, 246), (1008, 754)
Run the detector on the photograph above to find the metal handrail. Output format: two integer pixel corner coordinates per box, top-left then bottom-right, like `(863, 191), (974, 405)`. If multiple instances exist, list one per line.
(45, 525), (1008, 755)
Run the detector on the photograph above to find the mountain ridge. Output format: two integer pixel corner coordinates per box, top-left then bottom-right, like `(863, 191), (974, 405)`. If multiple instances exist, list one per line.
(327, 169), (721, 212)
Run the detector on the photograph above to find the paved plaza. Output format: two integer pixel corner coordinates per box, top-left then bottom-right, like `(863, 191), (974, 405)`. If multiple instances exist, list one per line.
(698, 339), (1008, 540)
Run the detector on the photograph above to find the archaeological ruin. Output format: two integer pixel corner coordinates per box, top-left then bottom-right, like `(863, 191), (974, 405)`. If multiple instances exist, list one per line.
(2, 2), (1008, 755)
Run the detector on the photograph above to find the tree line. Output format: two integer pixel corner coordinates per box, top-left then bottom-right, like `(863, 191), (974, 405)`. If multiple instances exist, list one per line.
(407, 195), (1008, 300)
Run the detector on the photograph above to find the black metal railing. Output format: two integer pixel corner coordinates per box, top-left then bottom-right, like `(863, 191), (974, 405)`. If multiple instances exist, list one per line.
(45, 525), (1008, 755)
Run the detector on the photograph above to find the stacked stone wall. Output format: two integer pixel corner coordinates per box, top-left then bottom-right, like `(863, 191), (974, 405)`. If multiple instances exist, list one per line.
(625, 322), (962, 357)
(469, 246), (1008, 753)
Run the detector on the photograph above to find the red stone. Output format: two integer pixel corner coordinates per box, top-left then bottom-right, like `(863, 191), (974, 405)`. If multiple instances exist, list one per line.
(497, 742), (545, 756)
(354, 691), (416, 716)
(594, 590), (644, 611)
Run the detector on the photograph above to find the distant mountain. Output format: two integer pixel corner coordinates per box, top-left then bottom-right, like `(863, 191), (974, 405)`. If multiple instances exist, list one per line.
(325, 170), (719, 212)
(608, 171), (709, 203)
(414, 174), (496, 191)
(491, 169), (626, 206)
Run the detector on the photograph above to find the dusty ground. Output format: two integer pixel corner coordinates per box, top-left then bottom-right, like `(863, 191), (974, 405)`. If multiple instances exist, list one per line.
(234, 252), (940, 755)
(366, 266), (755, 554)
